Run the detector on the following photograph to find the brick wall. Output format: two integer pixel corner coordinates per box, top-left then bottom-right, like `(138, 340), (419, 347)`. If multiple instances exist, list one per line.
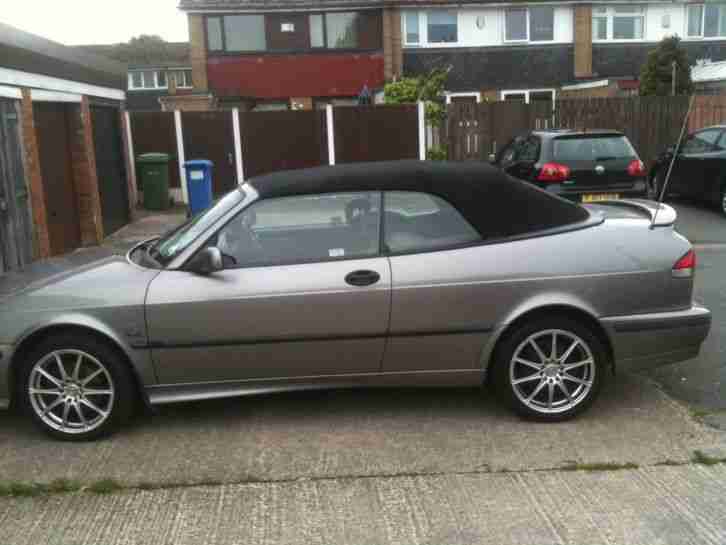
(159, 94), (216, 111)
(560, 83), (619, 100)
(574, 5), (593, 78)
(189, 14), (209, 92)
(19, 89), (50, 260)
(383, 8), (402, 81)
(70, 98), (104, 244)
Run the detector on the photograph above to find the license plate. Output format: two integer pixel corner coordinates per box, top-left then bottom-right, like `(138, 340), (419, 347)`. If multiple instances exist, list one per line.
(582, 193), (620, 203)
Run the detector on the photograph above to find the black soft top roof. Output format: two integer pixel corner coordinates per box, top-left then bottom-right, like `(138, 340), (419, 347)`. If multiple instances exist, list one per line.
(248, 161), (589, 239)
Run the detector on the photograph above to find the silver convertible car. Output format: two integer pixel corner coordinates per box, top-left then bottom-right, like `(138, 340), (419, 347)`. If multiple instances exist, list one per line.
(0, 161), (711, 440)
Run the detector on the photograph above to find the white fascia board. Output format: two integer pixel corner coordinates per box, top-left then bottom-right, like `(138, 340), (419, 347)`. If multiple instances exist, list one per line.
(0, 85), (22, 99)
(561, 80), (610, 91)
(0, 67), (125, 102)
(30, 90), (83, 103)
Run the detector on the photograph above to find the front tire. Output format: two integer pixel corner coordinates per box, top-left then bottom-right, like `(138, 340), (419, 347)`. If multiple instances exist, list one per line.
(492, 317), (607, 421)
(18, 334), (136, 441)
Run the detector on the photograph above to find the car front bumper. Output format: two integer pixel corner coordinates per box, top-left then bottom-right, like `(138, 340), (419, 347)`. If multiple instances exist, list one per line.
(600, 304), (711, 373)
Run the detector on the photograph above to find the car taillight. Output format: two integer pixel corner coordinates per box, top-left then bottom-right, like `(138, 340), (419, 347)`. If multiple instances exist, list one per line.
(537, 162), (571, 183)
(627, 159), (646, 177)
(673, 249), (696, 278)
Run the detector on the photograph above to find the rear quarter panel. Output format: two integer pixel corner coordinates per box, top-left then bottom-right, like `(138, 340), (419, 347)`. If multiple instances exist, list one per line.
(388, 216), (692, 370)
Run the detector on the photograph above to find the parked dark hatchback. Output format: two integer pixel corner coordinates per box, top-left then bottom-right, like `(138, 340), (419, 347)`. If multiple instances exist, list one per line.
(651, 125), (726, 216)
(493, 130), (649, 203)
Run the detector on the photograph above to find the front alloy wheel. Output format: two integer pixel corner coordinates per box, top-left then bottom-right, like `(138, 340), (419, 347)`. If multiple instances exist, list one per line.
(494, 317), (606, 421)
(28, 350), (115, 435)
(20, 334), (136, 440)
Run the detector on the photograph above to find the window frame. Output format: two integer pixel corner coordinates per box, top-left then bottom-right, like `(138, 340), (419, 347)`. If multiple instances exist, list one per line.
(501, 88), (556, 104)
(210, 191), (385, 270)
(681, 128), (726, 154)
(503, 6), (555, 44)
(204, 11), (379, 55)
(128, 69), (174, 91)
(591, 5), (646, 42)
(426, 9), (459, 44)
(403, 11), (421, 46)
(686, 3), (726, 39)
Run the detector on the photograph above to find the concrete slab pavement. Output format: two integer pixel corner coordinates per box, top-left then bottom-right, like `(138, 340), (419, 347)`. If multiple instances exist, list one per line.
(2, 463), (726, 545)
(1, 374), (724, 488)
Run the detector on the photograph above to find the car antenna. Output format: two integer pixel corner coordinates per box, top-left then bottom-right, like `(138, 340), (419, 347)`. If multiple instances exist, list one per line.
(651, 94), (696, 229)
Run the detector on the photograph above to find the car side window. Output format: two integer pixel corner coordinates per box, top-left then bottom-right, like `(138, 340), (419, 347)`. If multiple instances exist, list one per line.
(518, 136), (540, 162)
(384, 192), (481, 254)
(214, 192), (381, 268)
(682, 130), (723, 154)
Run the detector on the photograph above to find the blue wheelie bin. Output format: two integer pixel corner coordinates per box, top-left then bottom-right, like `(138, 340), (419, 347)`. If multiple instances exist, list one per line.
(184, 160), (214, 215)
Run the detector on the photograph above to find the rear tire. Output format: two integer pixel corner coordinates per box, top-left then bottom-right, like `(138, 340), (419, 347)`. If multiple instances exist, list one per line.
(492, 317), (607, 422)
(719, 186), (726, 218)
(18, 334), (136, 441)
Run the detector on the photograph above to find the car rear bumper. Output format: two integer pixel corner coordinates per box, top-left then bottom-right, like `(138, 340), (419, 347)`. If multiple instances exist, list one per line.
(544, 181), (649, 202)
(600, 304), (711, 373)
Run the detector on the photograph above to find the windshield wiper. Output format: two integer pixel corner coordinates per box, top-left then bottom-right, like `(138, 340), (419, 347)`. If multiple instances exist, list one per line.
(594, 156), (618, 161)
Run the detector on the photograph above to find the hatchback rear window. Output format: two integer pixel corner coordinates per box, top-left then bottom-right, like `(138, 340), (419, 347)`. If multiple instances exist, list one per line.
(553, 136), (636, 162)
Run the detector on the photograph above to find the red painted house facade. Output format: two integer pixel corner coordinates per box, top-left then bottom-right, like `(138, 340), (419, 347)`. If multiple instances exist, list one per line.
(179, 0), (391, 110)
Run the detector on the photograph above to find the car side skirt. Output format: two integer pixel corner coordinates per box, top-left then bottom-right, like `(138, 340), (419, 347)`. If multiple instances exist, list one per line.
(145, 369), (483, 405)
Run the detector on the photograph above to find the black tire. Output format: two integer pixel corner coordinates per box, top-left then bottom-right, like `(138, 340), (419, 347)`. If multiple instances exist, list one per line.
(18, 334), (136, 441)
(719, 186), (726, 218)
(491, 316), (607, 422)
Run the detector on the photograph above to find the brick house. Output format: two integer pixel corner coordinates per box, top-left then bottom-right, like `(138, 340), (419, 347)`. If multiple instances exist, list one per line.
(178, 0), (391, 110)
(178, 1), (726, 109)
(0, 22), (133, 271)
(78, 42), (193, 111)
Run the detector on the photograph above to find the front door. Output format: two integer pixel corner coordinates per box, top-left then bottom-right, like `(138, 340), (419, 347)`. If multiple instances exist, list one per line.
(146, 191), (390, 384)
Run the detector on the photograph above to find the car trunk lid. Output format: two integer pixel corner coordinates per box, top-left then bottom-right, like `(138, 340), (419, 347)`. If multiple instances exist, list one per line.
(585, 198), (677, 227)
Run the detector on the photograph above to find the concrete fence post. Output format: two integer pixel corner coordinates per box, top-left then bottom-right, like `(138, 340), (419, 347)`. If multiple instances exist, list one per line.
(174, 110), (189, 205)
(232, 107), (245, 184)
(418, 101), (426, 160)
(326, 104), (336, 166)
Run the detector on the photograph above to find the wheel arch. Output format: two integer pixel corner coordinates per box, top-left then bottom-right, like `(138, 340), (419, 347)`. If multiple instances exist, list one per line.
(482, 303), (615, 383)
(7, 320), (152, 409)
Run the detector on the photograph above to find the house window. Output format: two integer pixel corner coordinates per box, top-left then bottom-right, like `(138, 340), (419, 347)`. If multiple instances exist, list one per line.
(224, 15), (267, 51)
(405, 12), (420, 45)
(128, 70), (169, 90)
(206, 17), (223, 51)
(169, 69), (193, 89)
(505, 7), (554, 42)
(310, 14), (325, 47)
(505, 8), (528, 41)
(593, 6), (645, 41)
(688, 4), (726, 38)
(501, 89), (556, 105)
(427, 11), (457, 43)
(326, 12), (358, 48)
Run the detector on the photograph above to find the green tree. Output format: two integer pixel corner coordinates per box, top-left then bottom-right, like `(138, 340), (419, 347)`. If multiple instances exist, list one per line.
(639, 36), (694, 96)
(383, 67), (449, 126)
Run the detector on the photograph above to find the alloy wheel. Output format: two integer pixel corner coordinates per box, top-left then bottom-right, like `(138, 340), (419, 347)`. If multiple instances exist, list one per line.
(509, 329), (596, 415)
(28, 349), (115, 435)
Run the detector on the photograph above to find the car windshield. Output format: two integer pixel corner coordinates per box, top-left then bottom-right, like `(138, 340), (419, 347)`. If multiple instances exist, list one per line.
(553, 136), (637, 162)
(149, 188), (245, 266)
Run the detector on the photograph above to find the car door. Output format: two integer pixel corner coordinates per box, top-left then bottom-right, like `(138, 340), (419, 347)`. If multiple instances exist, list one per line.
(381, 191), (490, 376)
(145, 191), (391, 384)
(672, 129), (723, 197)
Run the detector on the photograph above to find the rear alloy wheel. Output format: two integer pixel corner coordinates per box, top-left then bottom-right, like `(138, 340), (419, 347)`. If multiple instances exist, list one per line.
(493, 318), (606, 421)
(20, 335), (135, 440)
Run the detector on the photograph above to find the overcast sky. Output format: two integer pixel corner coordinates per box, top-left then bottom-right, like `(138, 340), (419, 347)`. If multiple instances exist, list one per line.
(2, 0), (188, 45)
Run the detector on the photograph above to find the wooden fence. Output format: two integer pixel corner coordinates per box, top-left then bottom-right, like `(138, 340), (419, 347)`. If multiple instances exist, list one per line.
(129, 105), (420, 202)
(447, 95), (726, 166)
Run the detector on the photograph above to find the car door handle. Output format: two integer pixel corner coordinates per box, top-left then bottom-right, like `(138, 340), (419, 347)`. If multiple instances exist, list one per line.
(345, 270), (380, 287)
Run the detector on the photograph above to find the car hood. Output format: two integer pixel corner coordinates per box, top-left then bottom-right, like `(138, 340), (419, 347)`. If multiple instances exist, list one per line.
(0, 255), (160, 315)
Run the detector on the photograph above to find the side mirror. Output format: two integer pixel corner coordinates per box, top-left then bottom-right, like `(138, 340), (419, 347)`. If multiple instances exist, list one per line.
(186, 247), (223, 275)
